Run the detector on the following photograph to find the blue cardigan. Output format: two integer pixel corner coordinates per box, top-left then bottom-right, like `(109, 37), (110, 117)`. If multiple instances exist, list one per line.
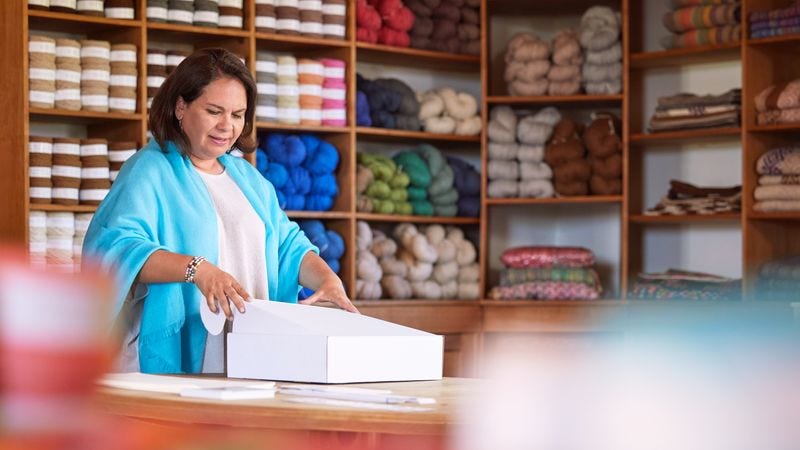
(83, 139), (316, 374)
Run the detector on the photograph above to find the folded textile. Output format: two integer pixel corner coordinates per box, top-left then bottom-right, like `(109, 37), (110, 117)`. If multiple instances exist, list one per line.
(645, 192), (741, 215)
(751, 25), (800, 38)
(754, 80), (800, 112)
(756, 146), (800, 175)
(754, 200), (800, 211)
(628, 269), (741, 301)
(749, 15), (800, 31)
(488, 281), (600, 300)
(750, 2), (800, 22)
(648, 110), (739, 131)
(500, 246), (594, 269)
(759, 174), (800, 185)
(757, 107), (800, 125)
(653, 104), (739, 118)
(661, 24), (741, 49)
(669, 179), (741, 199)
(656, 88), (741, 109)
(663, 4), (740, 33)
(754, 184), (800, 201)
(499, 267), (600, 287)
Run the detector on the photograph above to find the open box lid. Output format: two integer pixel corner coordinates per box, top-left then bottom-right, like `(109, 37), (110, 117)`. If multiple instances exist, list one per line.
(201, 299), (435, 337)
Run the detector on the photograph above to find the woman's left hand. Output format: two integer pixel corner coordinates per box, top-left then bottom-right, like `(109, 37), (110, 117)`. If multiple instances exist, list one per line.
(299, 276), (359, 313)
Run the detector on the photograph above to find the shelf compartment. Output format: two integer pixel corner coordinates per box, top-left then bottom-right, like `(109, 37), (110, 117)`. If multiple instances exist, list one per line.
(356, 213), (479, 225)
(30, 108), (142, 123)
(629, 127), (741, 144)
(486, 94), (623, 105)
(255, 31), (348, 51)
(30, 204), (98, 213)
(748, 211), (800, 221)
(355, 127), (480, 143)
(629, 213), (741, 224)
(285, 211), (352, 220)
(747, 33), (800, 47)
(629, 43), (741, 69)
(147, 22), (249, 39)
(485, 195), (622, 205)
(28, 10), (142, 32)
(256, 122), (350, 134)
(355, 42), (479, 71)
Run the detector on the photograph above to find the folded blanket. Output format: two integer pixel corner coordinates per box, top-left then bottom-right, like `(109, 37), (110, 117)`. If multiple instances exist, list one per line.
(757, 107), (800, 125)
(749, 15), (800, 31)
(756, 146), (800, 175)
(499, 267), (600, 288)
(663, 4), (740, 33)
(648, 110), (740, 132)
(645, 192), (740, 215)
(500, 246), (594, 269)
(488, 281), (600, 300)
(754, 79), (800, 112)
(656, 88), (741, 109)
(754, 184), (800, 201)
(629, 269), (741, 301)
(750, 3), (800, 22)
(751, 25), (800, 38)
(654, 104), (739, 118)
(661, 24), (741, 49)
(759, 174), (800, 185)
(754, 200), (800, 211)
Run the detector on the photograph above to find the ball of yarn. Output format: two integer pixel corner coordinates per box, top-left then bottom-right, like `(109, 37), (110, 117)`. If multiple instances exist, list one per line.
(437, 87), (478, 120)
(289, 166), (312, 195)
(322, 229), (345, 261)
(417, 90), (445, 120)
(488, 179), (519, 197)
(393, 151), (431, 188)
(356, 91), (372, 126)
(302, 137), (340, 175)
(356, 220), (372, 250)
(358, 249), (382, 282)
(310, 174), (339, 196)
(519, 179), (554, 197)
(357, 279), (382, 299)
(357, 0), (382, 31)
(298, 220), (329, 253)
(579, 6), (620, 51)
(424, 116), (457, 134)
(455, 117), (482, 136)
(256, 148), (269, 173)
(265, 161), (289, 189)
(285, 194), (305, 210)
(306, 195), (335, 211)
(382, 275), (412, 299)
(267, 134), (307, 167)
(488, 106), (517, 143)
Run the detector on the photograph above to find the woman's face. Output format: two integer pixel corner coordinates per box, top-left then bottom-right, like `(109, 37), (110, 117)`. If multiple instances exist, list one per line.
(175, 76), (247, 160)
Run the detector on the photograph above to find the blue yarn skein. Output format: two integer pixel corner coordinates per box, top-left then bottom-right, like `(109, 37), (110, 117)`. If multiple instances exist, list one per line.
(299, 134), (321, 156)
(305, 141), (339, 175)
(356, 91), (372, 126)
(268, 134), (306, 167)
(289, 166), (312, 195)
(327, 259), (340, 274)
(298, 220), (330, 255)
(285, 194), (305, 210)
(264, 161), (289, 189)
(311, 174), (338, 196)
(298, 287), (314, 300)
(322, 229), (345, 261)
(275, 189), (287, 209)
(256, 148), (268, 173)
(306, 195), (334, 211)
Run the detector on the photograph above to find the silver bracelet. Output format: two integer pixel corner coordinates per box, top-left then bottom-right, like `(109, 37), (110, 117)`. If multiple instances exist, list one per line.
(184, 256), (206, 283)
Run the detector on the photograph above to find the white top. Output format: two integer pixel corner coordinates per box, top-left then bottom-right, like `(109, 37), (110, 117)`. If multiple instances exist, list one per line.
(197, 166), (269, 373)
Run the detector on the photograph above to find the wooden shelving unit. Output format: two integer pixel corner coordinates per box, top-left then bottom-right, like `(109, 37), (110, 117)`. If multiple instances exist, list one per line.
(629, 127), (742, 144)
(628, 213), (741, 224)
(486, 195), (623, 206)
(486, 94), (623, 105)
(30, 204), (99, 213)
(629, 43), (741, 69)
(356, 213), (480, 225)
(355, 127), (481, 143)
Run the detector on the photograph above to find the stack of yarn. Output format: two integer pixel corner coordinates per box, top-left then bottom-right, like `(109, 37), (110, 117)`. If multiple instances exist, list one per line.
(146, 46), (196, 108)
(544, 117), (590, 196)
(755, 255), (800, 301)
(662, 0), (741, 49)
(446, 156), (480, 217)
(146, 0), (169, 21)
(645, 180), (741, 216)
(152, 0), (244, 28)
(356, 0), (414, 46)
(754, 146), (800, 212)
(488, 246), (602, 300)
(750, 2), (800, 39)
(357, 74), (420, 130)
(165, 49), (191, 72)
(54, 38), (81, 111)
(486, 106), (558, 198)
(648, 88), (741, 132)
(28, 136), (136, 206)
(255, 52), (278, 122)
(584, 113), (622, 195)
(29, 0), (136, 18)
(629, 269), (741, 301)
(80, 39), (111, 113)
(296, 220), (345, 299)
(191, 0), (220, 27)
(322, 0), (347, 39)
(407, 0), (480, 55)
(755, 79), (800, 125)
(29, 36), (57, 110)
(417, 87), (481, 136)
(321, 58), (347, 127)
(356, 152), (412, 214)
(580, 6), (622, 95)
(395, 144), (458, 216)
(256, 133), (340, 211)
(109, 44), (137, 113)
(504, 33), (551, 96)
(28, 211), (93, 273)
(297, 58), (324, 125)
(548, 29), (583, 96)
(355, 221), (479, 300)
(277, 55), (301, 125)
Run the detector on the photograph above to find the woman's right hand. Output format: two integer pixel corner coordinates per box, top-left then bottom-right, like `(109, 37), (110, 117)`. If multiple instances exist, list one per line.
(193, 262), (251, 320)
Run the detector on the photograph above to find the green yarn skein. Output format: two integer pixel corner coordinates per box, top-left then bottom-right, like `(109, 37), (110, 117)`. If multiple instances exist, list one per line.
(428, 165), (455, 196)
(434, 204), (458, 217)
(410, 200), (434, 216)
(414, 143), (446, 176)
(366, 180), (391, 199)
(358, 153), (396, 181)
(393, 151), (431, 188)
(430, 188), (458, 205)
(407, 186), (427, 201)
(395, 202), (413, 215)
(372, 199), (395, 214)
(389, 171), (410, 189)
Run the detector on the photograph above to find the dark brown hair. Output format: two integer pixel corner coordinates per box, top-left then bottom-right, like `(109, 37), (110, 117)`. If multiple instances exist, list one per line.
(149, 48), (257, 154)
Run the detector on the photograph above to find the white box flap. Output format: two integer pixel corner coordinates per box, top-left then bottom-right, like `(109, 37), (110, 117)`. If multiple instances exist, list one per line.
(229, 300), (433, 337)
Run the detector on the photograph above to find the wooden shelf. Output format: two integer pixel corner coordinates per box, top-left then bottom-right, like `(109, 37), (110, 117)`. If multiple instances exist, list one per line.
(147, 21), (249, 38)
(485, 195), (622, 205)
(285, 211), (352, 220)
(355, 127), (480, 143)
(488, 0), (619, 15)
(747, 33), (800, 47)
(356, 213), (479, 225)
(30, 204), (98, 213)
(479, 299), (626, 307)
(30, 108), (142, 123)
(629, 127), (741, 144)
(748, 123), (800, 133)
(629, 213), (741, 224)
(629, 43), (741, 69)
(255, 31), (349, 50)
(355, 42), (479, 71)
(27, 9), (141, 31)
(354, 299), (477, 307)
(256, 122), (349, 134)
(486, 94), (623, 105)
(748, 211), (800, 221)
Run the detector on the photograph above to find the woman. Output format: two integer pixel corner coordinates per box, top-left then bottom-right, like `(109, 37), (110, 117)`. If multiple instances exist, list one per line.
(84, 48), (356, 374)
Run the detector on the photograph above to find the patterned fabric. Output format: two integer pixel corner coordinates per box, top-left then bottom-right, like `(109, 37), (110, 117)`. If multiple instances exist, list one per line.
(757, 107), (800, 125)
(648, 109), (739, 132)
(663, 4), (740, 33)
(750, 16), (800, 32)
(661, 24), (741, 49)
(754, 79), (800, 112)
(499, 267), (601, 288)
(749, 2), (800, 22)
(756, 146), (800, 175)
(629, 269), (741, 301)
(500, 246), (594, 269)
(656, 89), (741, 109)
(645, 192), (741, 215)
(488, 281), (600, 300)
(759, 175), (800, 185)
(653, 104), (738, 118)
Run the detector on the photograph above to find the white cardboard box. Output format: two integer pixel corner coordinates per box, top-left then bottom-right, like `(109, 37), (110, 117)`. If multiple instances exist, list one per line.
(201, 300), (443, 384)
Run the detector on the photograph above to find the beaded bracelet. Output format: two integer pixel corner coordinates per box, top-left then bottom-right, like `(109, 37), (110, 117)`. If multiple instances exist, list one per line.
(184, 256), (206, 283)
